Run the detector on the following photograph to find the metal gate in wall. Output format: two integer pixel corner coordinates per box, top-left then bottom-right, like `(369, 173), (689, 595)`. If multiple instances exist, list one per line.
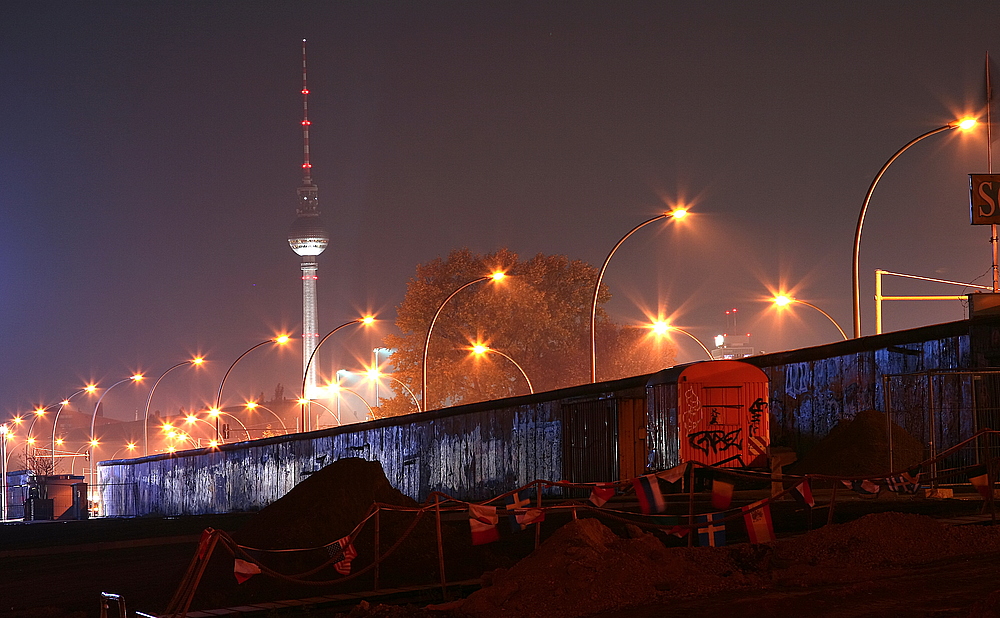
(883, 369), (1000, 478)
(560, 397), (646, 494)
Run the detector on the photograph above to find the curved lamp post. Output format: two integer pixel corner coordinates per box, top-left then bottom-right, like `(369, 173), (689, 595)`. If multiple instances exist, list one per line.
(591, 208), (688, 383)
(469, 344), (534, 395)
(203, 409), (251, 444)
(244, 402), (288, 436)
(25, 405), (57, 456)
(651, 320), (714, 360)
(851, 118), (978, 338)
(422, 271), (507, 410)
(362, 368), (422, 413)
(300, 398), (337, 426)
(299, 316), (375, 432)
(51, 385), (97, 470)
(88, 374), (143, 473)
(772, 295), (848, 340)
(333, 387), (375, 420)
(301, 389), (373, 426)
(0, 424), (8, 520)
(143, 357), (205, 456)
(214, 336), (291, 441)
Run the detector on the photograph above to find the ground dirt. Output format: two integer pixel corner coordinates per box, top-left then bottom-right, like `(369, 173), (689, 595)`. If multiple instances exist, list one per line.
(3, 453), (1000, 618)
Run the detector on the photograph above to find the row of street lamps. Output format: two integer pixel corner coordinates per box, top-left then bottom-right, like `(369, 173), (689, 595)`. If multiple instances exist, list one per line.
(2, 115), (985, 488)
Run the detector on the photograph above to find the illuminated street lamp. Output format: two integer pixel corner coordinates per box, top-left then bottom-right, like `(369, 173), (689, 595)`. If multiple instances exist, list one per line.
(299, 398), (334, 426)
(371, 348), (392, 408)
(1, 424), (8, 520)
(468, 344), (534, 395)
(771, 295), (848, 341)
(422, 271), (507, 410)
(361, 368), (421, 413)
(215, 335), (291, 441)
(591, 208), (689, 383)
(244, 402), (288, 436)
(650, 320), (713, 360)
(51, 385), (97, 471)
(25, 405), (56, 455)
(143, 357), (205, 456)
(301, 386), (373, 426)
(851, 117), (978, 338)
(88, 373), (143, 476)
(299, 316), (376, 431)
(201, 409), (251, 443)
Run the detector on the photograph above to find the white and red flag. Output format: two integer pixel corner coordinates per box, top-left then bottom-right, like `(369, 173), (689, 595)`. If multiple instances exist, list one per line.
(589, 484), (616, 507)
(233, 558), (261, 584)
(469, 503), (500, 545)
(742, 500), (775, 544)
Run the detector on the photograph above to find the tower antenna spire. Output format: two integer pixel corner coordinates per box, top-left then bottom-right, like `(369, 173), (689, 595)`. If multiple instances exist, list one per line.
(301, 38), (312, 184)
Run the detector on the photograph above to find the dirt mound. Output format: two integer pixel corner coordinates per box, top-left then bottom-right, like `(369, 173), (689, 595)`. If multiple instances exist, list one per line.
(233, 457), (418, 549)
(191, 458), (435, 610)
(774, 511), (1000, 568)
(443, 512), (1000, 618)
(787, 409), (926, 477)
(453, 518), (761, 618)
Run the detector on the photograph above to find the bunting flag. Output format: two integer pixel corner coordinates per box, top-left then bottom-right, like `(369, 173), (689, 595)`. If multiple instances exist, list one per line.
(711, 477), (734, 510)
(233, 558), (261, 584)
(790, 479), (815, 507)
(658, 462), (688, 484)
(588, 484), (616, 507)
(969, 465), (993, 499)
(885, 469), (921, 494)
(633, 474), (666, 514)
(469, 503), (500, 545)
(515, 508), (545, 526)
(842, 479), (880, 496)
(742, 501), (775, 544)
(696, 512), (726, 547)
(506, 489), (534, 532)
(325, 536), (358, 575)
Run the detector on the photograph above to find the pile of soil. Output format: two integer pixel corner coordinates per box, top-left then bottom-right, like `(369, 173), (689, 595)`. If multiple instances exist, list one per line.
(452, 518), (765, 618)
(233, 457), (418, 549)
(436, 511), (1000, 618)
(191, 458), (443, 609)
(786, 409), (926, 477)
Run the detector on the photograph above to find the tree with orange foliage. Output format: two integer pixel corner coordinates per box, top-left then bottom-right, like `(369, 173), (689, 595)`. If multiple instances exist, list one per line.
(378, 248), (675, 416)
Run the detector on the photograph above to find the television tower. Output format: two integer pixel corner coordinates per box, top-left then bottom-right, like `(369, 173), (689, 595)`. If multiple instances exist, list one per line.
(288, 39), (329, 400)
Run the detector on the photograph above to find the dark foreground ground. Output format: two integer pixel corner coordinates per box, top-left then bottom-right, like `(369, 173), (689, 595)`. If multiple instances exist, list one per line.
(2, 491), (999, 618)
(592, 550), (1000, 618)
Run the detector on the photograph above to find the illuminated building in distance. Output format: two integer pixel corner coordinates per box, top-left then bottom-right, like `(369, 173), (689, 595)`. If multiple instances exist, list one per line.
(287, 40), (330, 399)
(711, 308), (755, 359)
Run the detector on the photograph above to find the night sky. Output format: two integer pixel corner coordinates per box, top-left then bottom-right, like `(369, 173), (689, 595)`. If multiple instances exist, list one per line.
(2, 2), (999, 423)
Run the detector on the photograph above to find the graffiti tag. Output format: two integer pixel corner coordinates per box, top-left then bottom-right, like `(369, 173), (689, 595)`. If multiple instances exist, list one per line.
(688, 428), (743, 454)
(748, 397), (768, 438)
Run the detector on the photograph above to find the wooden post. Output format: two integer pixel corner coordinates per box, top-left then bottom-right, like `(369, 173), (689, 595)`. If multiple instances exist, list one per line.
(434, 494), (448, 601)
(374, 507), (381, 591)
(989, 461), (997, 524)
(827, 482), (838, 526)
(534, 483), (542, 549)
(687, 462), (695, 548)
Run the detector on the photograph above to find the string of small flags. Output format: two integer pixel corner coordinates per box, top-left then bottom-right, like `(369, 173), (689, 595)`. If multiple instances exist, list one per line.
(227, 459), (988, 584)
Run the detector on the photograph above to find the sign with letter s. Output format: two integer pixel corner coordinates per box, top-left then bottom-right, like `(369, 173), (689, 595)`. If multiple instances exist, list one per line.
(971, 174), (1000, 225)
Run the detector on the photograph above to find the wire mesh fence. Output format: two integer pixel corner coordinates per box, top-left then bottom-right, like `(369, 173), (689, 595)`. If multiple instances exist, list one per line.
(884, 369), (1000, 482)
